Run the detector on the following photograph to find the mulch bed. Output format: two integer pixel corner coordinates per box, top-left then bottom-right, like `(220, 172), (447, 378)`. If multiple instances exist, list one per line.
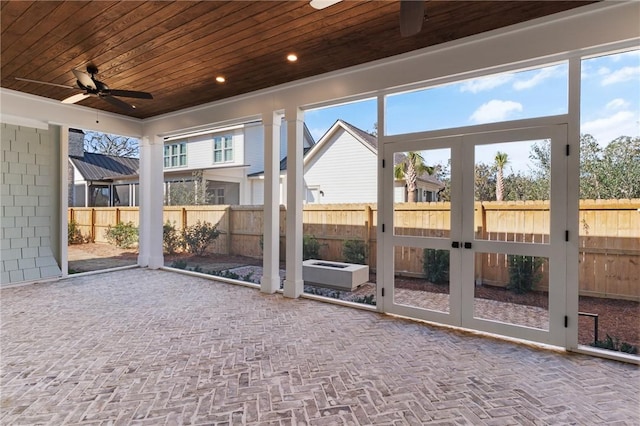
(394, 276), (639, 350)
(69, 245), (639, 352)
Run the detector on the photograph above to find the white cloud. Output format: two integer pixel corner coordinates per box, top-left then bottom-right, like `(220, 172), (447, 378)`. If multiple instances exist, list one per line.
(597, 67), (610, 76)
(513, 66), (560, 91)
(582, 110), (640, 144)
(469, 100), (523, 124)
(460, 74), (514, 93)
(611, 50), (640, 62)
(601, 66), (640, 85)
(605, 98), (630, 110)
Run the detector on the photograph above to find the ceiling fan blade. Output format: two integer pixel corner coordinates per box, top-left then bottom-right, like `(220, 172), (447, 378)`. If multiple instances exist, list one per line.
(102, 95), (135, 111)
(108, 89), (153, 99)
(15, 77), (75, 89)
(310, 0), (342, 10)
(61, 93), (91, 104)
(72, 69), (97, 90)
(400, 0), (425, 37)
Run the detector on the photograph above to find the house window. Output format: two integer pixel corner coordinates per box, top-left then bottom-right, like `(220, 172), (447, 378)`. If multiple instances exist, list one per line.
(213, 136), (233, 163)
(211, 188), (225, 204)
(164, 143), (187, 168)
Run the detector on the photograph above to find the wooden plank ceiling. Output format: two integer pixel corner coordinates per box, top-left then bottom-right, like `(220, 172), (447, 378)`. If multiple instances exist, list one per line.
(1, 1), (594, 119)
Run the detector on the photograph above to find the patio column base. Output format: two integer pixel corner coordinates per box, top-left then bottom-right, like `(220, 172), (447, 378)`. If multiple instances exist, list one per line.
(283, 279), (303, 298)
(260, 275), (281, 294)
(147, 255), (164, 269)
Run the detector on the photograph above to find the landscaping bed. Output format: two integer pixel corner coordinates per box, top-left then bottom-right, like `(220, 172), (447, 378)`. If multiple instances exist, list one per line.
(68, 245), (638, 352)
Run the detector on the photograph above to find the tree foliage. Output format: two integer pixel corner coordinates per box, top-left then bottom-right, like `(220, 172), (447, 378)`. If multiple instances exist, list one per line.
(494, 151), (509, 201)
(394, 152), (434, 202)
(165, 171), (214, 206)
(84, 131), (139, 157)
(431, 133), (639, 202)
(579, 135), (640, 199)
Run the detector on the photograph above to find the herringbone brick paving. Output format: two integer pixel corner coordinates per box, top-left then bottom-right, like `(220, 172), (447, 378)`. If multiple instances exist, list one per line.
(1, 269), (638, 425)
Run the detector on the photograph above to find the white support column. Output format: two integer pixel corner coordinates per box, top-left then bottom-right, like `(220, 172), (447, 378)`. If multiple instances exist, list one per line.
(261, 111), (282, 293)
(138, 135), (165, 268)
(376, 94), (386, 312)
(283, 107), (304, 298)
(59, 126), (69, 277)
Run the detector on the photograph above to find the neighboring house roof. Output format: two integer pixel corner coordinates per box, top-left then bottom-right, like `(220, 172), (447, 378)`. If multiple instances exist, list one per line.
(247, 147), (313, 177)
(339, 120), (378, 151)
(249, 119), (376, 178)
(248, 119), (443, 189)
(70, 152), (139, 181)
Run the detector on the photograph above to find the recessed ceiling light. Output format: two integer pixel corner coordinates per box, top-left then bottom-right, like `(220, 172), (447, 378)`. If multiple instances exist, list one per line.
(287, 53), (298, 62)
(215, 76), (225, 83)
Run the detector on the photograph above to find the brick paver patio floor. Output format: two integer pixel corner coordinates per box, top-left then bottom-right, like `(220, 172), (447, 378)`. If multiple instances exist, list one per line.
(1, 268), (638, 425)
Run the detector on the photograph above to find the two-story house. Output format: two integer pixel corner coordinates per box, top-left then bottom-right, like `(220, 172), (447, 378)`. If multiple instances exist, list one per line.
(248, 120), (444, 204)
(164, 120), (315, 205)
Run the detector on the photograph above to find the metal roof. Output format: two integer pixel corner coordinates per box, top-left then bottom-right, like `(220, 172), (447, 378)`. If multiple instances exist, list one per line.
(69, 152), (139, 181)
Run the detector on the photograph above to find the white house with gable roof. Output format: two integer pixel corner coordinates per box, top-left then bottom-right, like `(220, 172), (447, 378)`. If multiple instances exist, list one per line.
(249, 119), (443, 204)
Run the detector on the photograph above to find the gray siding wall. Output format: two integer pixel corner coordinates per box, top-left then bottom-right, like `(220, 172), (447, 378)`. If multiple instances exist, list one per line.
(1, 123), (61, 286)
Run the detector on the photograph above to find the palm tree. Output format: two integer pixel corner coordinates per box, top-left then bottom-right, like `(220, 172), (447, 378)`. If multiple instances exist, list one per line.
(394, 152), (434, 202)
(495, 151), (509, 201)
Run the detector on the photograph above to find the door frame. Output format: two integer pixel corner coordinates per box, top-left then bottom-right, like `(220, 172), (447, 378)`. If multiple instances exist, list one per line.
(381, 123), (568, 347)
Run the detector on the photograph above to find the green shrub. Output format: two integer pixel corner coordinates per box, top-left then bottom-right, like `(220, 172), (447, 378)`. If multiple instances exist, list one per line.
(351, 294), (376, 305)
(592, 334), (638, 354)
(182, 220), (220, 256)
(210, 269), (257, 283)
(423, 248), (450, 285)
(170, 259), (188, 269)
(163, 221), (182, 254)
(68, 220), (88, 244)
(343, 239), (366, 264)
(303, 235), (321, 260)
(104, 221), (138, 249)
(507, 255), (543, 294)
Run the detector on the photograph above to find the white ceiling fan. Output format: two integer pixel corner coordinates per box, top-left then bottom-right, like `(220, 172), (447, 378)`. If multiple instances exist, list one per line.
(310, 0), (426, 37)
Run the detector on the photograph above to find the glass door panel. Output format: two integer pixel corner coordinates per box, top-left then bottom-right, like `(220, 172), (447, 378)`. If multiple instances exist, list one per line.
(385, 139), (461, 325)
(460, 125), (566, 346)
(393, 147), (451, 237)
(473, 252), (550, 330)
(473, 140), (551, 244)
(393, 245), (451, 314)
(384, 125), (566, 347)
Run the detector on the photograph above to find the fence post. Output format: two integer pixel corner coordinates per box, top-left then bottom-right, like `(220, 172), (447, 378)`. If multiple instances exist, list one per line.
(226, 206), (232, 255)
(115, 207), (121, 225)
(91, 208), (96, 242)
(474, 203), (486, 285)
(365, 205), (373, 266)
(181, 207), (187, 232)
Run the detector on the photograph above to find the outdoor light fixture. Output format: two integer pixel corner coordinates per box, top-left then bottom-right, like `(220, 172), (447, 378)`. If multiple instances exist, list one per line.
(215, 76), (225, 83)
(287, 53), (298, 62)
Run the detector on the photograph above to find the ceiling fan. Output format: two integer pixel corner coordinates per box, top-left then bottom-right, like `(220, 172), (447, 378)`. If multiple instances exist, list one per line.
(15, 64), (153, 111)
(310, 0), (425, 37)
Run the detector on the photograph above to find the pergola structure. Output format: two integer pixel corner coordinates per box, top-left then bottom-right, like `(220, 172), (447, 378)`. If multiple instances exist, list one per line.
(1, 1), (639, 361)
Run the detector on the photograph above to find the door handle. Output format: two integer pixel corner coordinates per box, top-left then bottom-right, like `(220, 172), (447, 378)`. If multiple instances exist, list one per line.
(464, 242), (472, 249)
(451, 241), (460, 248)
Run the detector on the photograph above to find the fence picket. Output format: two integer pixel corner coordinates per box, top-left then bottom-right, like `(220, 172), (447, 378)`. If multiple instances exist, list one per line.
(68, 199), (639, 300)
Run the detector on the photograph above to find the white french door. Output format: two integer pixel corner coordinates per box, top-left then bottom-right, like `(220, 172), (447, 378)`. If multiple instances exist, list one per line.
(382, 125), (568, 347)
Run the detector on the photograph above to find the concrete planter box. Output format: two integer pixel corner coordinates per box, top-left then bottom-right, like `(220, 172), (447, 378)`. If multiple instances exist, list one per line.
(303, 259), (369, 291)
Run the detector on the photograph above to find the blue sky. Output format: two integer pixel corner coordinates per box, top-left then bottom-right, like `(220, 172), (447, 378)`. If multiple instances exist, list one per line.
(304, 49), (640, 175)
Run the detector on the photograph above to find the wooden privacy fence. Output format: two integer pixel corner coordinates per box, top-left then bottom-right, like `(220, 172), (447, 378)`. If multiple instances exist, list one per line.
(68, 199), (640, 301)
